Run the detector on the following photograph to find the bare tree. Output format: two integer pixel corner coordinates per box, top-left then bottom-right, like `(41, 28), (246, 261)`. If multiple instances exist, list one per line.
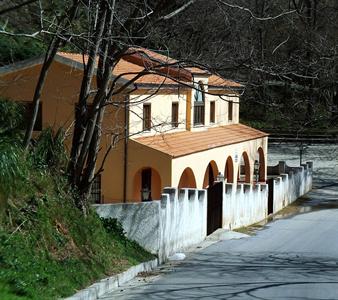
(67, 0), (201, 212)
(157, 0), (338, 131)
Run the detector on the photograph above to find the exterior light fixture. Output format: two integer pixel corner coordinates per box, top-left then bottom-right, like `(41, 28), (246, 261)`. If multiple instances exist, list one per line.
(216, 172), (225, 182)
(141, 186), (151, 202)
(254, 160), (260, 183)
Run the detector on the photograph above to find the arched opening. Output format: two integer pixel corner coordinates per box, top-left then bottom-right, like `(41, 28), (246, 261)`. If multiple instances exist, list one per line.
(237, 152), (250, 183)
(205, 160), (223, 235)
(224, 156), (234, 183)
(132, 167), (162, 201)
(255, 147), (266, 182)
(203, 160), (219, 189)
(178, 167), (197, 189)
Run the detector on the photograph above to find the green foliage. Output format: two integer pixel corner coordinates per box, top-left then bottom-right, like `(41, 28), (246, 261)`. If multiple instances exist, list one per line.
(101, 217), (127, 242)
(0, 171), (153, 299)
(0, 98), (24, 140)
(0, 35), (45, 66)
(0, 99), (153, 299)
(0, 283), (30, 300)
(0, 192), (153, 299)
(0, 142), (29, 201)
(32, 127), (67, 171)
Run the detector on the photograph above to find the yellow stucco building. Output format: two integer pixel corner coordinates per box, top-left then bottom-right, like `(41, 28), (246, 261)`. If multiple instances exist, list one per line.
(0, 49), (268, 203)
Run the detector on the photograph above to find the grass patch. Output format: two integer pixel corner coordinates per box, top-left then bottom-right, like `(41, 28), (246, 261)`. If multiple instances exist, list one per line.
(0, 99), (154, 299)
(0, 175), (154, 299)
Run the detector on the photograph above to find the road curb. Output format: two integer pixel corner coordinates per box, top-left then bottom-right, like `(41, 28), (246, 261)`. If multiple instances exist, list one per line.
(64, 258), (158, 300)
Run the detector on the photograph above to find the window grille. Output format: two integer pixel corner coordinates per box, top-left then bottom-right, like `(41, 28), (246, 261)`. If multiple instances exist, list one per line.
(193, 81), (205, 126)
(171, 102), (179, 127)
(210, 101), (215, 123)
(228, 101), (233, 121)
(90, 174), (101, 204)
(143, 104), (151, 131)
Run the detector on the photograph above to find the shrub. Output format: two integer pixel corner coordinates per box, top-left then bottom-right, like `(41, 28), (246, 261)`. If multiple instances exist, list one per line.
(100, 217), (127, 242)
(0, 142), (29, 201)
(0, 34), (45, 66)
(0, 98), (24, 141)
(32, 127), (67, 171)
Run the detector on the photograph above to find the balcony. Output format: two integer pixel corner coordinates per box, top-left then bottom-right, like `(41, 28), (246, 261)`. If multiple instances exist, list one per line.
(193, 104), (205, 126)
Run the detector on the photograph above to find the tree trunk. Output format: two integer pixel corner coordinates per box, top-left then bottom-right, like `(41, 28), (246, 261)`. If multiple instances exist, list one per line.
(68, 2), (108, 186)
(23, 0), (80, 150)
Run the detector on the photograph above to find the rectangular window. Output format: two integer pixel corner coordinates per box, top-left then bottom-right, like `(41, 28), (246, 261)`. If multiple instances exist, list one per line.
(210, 101), (215, 123)
(193, 103), (205, 126)
(171, 102), (179, 128)
(228, 101), (233, 121)
(143, 103), (151, 131)
(90, 174), (101, 204)
(20, 101), (42, 131)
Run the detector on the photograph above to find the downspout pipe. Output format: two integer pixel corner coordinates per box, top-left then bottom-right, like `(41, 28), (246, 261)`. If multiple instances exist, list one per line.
(123, 95), (129, 203)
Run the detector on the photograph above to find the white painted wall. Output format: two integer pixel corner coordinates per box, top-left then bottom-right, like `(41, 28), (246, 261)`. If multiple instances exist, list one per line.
(171, 137), (268, 188)
(129, 92), (187, 137)
(94, 201), (161, 253)
(203, 94), (239, 128)
(222, 183), (268, 229)
(160, 188), (207, 260)
(272, 162), (313, 212)
(94, 187), (207, 262)
(129, 78), (240, 138)
(94, 161), (313, 263)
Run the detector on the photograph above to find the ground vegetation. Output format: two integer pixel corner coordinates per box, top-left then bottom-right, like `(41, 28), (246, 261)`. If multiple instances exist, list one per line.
(0, 98), (153, 299)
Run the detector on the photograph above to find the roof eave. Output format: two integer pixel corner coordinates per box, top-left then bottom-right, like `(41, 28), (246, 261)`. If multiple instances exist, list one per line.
(0, 54), (136, 92)
(0, 56), (44, 75)
(173, 134), (269, 158)
(54, 55), (135, 91)
(134, 82), (189, 90)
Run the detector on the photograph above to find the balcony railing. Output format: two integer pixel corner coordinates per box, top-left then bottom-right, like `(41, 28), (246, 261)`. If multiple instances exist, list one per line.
(194, 104), (205, 126)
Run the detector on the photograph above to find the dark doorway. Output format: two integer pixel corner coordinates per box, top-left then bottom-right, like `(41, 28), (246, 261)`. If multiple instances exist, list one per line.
(208, 163), (214, 187)
(207, 181), (223, 235)
(267, 178), (274, 214)
(141, 168), (152, 201)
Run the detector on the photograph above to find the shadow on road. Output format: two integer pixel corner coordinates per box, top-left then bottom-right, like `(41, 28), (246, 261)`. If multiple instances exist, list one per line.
(103, 252), (338, 299)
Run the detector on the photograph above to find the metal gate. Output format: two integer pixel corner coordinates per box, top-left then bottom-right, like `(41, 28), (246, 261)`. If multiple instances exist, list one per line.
(207, 181), (223, 235)
(267, 178), (274, 215)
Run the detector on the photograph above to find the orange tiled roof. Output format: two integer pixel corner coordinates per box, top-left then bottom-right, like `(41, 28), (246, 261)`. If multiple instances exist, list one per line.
(208, 74), (242, 88)
(57, 51), (180, 85)
(57, 49), (242, 89)
(134, 123), (268, 158)
(125, 47), (178, 65)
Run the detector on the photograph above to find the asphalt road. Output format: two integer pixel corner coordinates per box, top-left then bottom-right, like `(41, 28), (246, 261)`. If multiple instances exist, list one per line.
(101, 144), (338, 300)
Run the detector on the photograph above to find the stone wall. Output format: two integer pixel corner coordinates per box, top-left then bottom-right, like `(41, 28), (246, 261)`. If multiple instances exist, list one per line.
(222, 183), (268, 230)
(94, 187), (207, 262)
(272, 161), (313, 212)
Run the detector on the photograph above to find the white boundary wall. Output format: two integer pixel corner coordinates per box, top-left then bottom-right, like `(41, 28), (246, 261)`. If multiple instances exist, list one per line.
(222, 183), (268, 230)
(94, 161), (312, 261)
(272, 161), (313, 212)
(94, 188), (207, 262)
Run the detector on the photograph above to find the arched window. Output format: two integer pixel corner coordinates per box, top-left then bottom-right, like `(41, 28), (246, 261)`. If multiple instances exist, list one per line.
(132, 167), (162, 201)
(224, 156), (234, 183)
(178, 168), (197, 189)
(237, 152), (250, 183)
(203, 161), (219, 189)
(194, 81), (205, 125)
(254, 147), (266, 182)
